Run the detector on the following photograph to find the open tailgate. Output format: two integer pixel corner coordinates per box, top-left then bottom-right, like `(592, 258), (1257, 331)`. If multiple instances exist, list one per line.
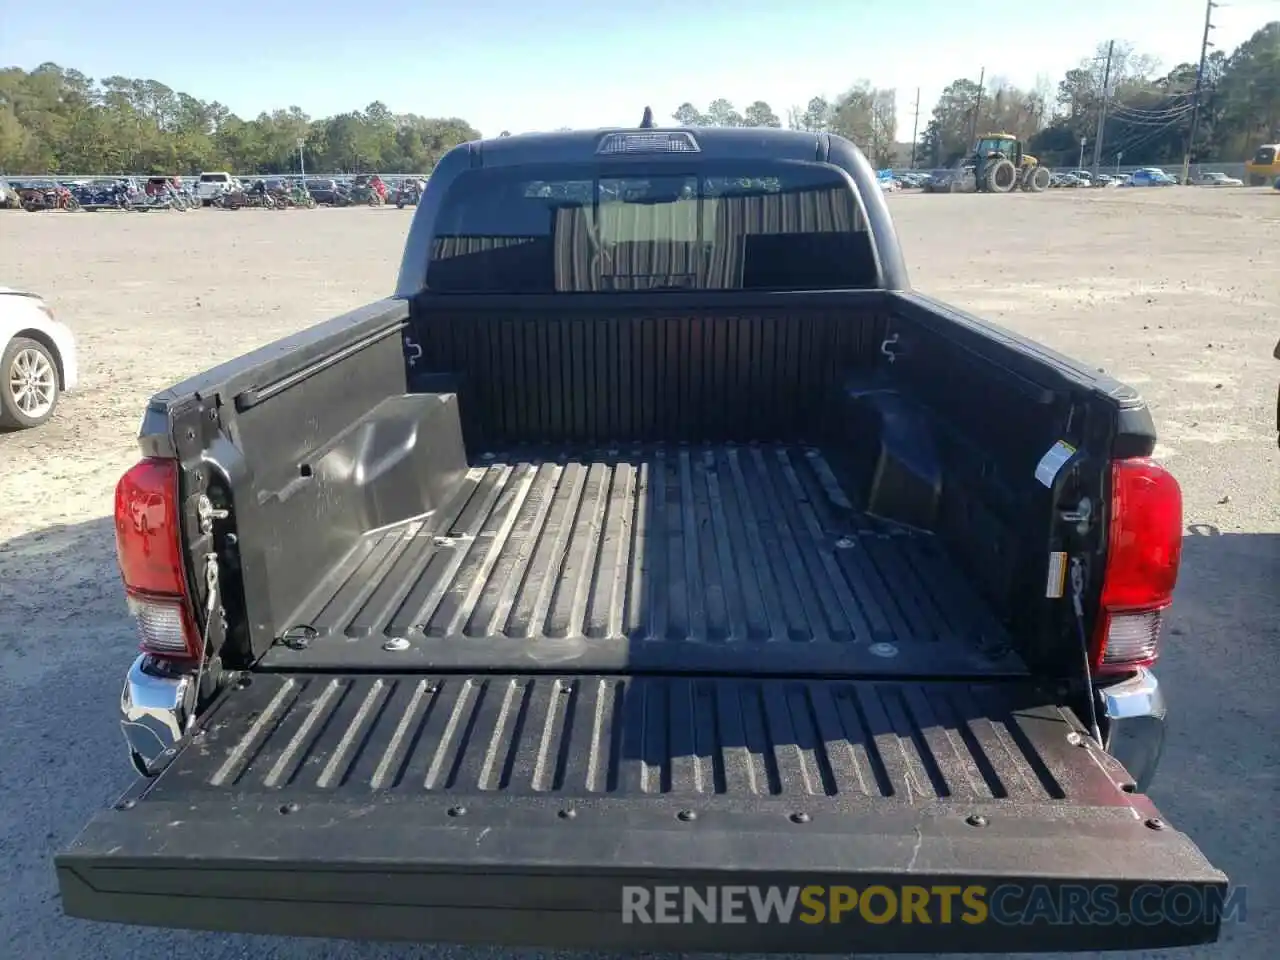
(57, 673), (1228, 954)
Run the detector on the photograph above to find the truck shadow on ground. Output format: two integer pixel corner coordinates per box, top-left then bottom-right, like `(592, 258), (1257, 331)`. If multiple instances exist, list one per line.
(0, 515), (124, 665)
(1166, 524), (1279, 670)
(1143, 525), (1279, 960)
(0, 516), (1275, 960)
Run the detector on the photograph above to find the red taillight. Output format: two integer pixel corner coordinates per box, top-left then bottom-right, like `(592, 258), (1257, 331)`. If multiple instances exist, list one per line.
(114, 458), (200, 660)
(1092, 457), (1183, 674)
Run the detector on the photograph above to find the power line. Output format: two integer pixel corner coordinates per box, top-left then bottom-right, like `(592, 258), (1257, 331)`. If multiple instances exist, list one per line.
(1112, 112), (1196, 126)
(1109, 115), (1189, 160)
(968, 67), (986, 145)
(1180, 0), (1217, 182)
(1091, 40), (1115, 179)
(910, 88), (920, 169)
(1109, 92), (1196, 120)
(1111, 101), (1196, 121)
(1110, 107), (1196, 127)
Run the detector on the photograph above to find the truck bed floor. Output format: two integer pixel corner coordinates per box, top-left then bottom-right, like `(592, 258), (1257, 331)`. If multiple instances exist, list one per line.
(264, 444), (1022, 675)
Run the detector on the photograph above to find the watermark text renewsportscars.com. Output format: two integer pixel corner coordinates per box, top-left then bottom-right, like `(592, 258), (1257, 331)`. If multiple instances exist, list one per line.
(621, 884), (1247, 927)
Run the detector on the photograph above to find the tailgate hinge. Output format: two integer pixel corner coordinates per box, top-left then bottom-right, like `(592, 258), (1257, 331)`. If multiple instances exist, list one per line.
(196, 494), (230, 536)
(1059, 495), (1093, 534)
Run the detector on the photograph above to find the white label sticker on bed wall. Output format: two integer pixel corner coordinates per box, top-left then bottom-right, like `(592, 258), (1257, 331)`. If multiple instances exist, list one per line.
(1035, 440), (1077, 488)
(1045, 551), (1068, 598)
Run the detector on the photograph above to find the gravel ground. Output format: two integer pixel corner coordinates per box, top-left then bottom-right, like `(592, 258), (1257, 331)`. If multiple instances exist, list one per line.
(1, 188), (1276, 960)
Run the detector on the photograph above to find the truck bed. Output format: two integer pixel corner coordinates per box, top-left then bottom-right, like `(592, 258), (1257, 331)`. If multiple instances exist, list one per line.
(265, 443), (1023, 676)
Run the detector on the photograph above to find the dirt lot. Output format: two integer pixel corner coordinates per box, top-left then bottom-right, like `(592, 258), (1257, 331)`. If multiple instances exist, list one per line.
(1, 189), (1277, 960)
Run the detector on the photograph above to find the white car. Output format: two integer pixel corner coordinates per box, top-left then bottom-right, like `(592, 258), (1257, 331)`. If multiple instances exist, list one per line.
(1191, 171), (1244, 187)
(1, 287), (78, 429)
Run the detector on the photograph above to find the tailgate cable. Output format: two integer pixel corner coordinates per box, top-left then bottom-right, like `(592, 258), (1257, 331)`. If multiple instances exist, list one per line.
(1069, 556), (1105, 748)
(186, 552), (220, 734)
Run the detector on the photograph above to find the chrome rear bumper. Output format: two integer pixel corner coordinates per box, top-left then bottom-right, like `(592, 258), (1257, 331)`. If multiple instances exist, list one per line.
(1099, 668), (1167, 793)
(120, 655), (192, 776)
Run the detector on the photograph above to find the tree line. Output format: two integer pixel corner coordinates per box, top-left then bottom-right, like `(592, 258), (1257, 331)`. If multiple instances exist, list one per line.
(928, 23), (1280, 169)
(0, 66), (480, 175)
(674, 22), (1279, 169)
(2, 22), (1277, 176)
(671, 88), (898, 168)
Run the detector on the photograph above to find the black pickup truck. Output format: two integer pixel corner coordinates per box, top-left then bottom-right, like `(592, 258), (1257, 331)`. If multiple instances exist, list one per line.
(57, 122), (1228, 954)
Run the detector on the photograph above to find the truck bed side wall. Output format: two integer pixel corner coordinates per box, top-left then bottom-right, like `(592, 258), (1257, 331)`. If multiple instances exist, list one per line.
(178, 302), (467, 661)
(866, 291), (1142, 671)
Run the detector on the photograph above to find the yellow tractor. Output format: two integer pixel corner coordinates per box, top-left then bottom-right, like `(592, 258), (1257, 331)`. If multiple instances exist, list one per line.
(929, 133), (1052, 193)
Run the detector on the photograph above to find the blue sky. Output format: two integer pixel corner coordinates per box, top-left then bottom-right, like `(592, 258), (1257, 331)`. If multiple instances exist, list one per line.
(2, 0), (1273, 137)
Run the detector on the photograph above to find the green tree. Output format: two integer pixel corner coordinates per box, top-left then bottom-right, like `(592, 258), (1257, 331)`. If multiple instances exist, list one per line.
(920, 79), (982, 165)
(742, 101), (781, 128)
(788, 97), (832, 132)
(671, 100), (781, 128)
(0, 63), (483, 174)
(705, 98), (744, 127)
(829, 83), (897, 167)
(672, 102), (707, 126)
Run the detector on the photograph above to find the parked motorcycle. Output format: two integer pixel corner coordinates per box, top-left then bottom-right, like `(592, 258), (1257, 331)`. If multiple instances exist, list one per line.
(215, 181), (277, 210)
(70, 179), (137, 211)
(143, 177), (190, 211)
(291, 182), (317, 208)
(17, 180), (80, 211)
(349, 174), (386, 206)
(269, 181), (316, 209)
(394, 178), (425, 208)
(111, 179), (142, 210)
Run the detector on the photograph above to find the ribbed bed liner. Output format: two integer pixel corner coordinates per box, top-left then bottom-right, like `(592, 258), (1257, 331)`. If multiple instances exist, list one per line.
(263, 444), (1023, 676)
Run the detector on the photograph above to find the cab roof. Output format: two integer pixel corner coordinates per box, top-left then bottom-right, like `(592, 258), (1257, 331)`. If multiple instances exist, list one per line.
(470, 125), (826, 168)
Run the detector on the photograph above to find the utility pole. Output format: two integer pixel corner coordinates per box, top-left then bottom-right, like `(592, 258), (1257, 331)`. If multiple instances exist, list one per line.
(968, 67), (986, 146)
(1181, 0), (1217, 184)
(1091, 40), (1114, 179)
(1079, 136), (1087, 170)
(909, 88), (921, 169)
(297, 139), (306, 178)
